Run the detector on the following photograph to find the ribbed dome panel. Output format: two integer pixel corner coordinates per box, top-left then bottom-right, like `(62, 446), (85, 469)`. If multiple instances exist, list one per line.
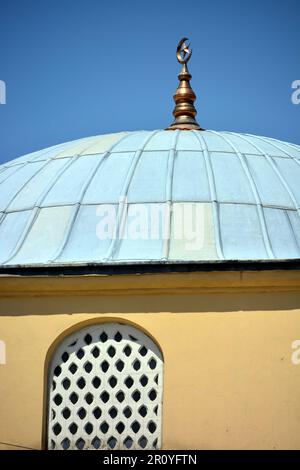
(0, 130), (299, 266)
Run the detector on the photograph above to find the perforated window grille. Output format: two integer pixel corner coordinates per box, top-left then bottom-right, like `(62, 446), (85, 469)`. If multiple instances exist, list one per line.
(47, 323), (163, 450)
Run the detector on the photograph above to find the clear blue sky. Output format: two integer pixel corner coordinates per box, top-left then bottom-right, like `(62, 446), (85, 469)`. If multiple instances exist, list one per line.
(0, 0), (299, 164)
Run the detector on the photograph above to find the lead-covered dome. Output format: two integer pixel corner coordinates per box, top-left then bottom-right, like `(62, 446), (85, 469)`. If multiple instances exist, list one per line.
(0, 129), (300, 267)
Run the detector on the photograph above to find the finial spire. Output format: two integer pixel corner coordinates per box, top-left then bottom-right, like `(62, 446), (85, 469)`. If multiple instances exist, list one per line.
(166, 38), (203, 131)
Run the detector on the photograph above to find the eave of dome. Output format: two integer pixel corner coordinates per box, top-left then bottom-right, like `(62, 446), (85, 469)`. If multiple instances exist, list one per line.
(0, 129), (300, 268)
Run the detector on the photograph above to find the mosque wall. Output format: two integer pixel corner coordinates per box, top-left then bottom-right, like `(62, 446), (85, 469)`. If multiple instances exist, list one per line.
(0, 270), (300, 450)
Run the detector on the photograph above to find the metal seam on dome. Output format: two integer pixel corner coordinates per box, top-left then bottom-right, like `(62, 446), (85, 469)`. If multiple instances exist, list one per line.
(193, 132), (216, 200)
(280, 140), (299, 149)
(2, 199), (298, 214)
(0, 162), (29, 186)
(51, 132), (134, 263)
(226, 132), (300, 258)
(17, 138), (89, 166)
(2, 207), (40, 265)
(3, 146), (299, 169)
(49, 204), (82, 263)
(77, 132), (130, 156)
(193, 130), (224, 260)
(68, 135), (112, 157)
(106, 130), (161, 262)
(53, 136), (99, 159)
(260, 135), (300, 152)
(240, 133), (300, 256)
(207, 130), (274, 260)
(0, 156), (80, 264)
(1, 136), (100, 169)
(284, 210), (300, 254)
(0, 167), (10, 179)
(3, 136), (103, 168)
(229, 132), (300, 212)
(162, 130), (180, 261)
(0, 133), (154, 170)
(0, 212), (6, 227)
(2, 159), (55, 214)
(1, 156), (62, 170)
(98, 150), (294, 161)
(286, 211), (300, 253)
(109, 130), (162, 262)
(209, 131), (274, 259)
(6, 149), (296, 161)
(283, 142), (300, 153)
(286, 152), (300, 164)
(165, 130), (180, 202)
(245, 133), (300, 168)
(3, 143), (63, 167)
(246, 134), (300, 182)
(28, 139), (88, 163)
(32, 157), (79, 207)
(76, 136), (108, 156)
(2, 156), (82, 265)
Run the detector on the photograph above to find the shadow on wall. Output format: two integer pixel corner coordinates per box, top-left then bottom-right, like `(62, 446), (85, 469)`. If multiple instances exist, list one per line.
(1, 291), (300, 316)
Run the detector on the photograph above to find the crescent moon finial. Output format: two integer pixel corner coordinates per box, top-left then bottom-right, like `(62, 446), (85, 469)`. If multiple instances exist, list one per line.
(176, 37), (193, 64)
(166, 37), (203, 131)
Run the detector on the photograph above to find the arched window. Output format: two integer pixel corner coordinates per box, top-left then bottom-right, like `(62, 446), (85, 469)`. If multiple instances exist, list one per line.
(47, 323), (163, 450)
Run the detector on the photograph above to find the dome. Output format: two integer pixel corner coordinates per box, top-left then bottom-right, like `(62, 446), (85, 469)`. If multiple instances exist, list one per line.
(0, 129), (300, 268)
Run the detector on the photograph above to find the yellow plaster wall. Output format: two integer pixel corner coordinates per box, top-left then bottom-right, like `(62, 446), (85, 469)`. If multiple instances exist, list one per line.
(0, 272), (300, 450)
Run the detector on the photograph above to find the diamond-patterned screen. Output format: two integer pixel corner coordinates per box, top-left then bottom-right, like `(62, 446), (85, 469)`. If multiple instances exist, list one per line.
(47, 323), (163, 450)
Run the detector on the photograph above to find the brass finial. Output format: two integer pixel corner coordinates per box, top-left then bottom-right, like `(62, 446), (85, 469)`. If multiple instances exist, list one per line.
(166, 38), (203, 131)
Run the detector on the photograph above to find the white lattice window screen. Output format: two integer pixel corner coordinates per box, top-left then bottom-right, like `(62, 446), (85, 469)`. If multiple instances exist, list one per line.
(47, 323), (163, 450)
